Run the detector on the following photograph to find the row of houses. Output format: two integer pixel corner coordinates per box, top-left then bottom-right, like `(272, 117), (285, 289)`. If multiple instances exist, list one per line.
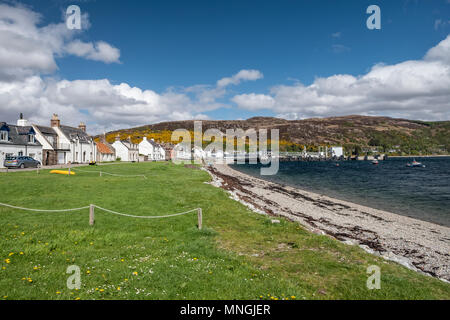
(0, 114), (168, 168)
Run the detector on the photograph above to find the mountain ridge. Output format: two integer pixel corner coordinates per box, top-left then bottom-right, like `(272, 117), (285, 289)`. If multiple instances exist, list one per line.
(97, 115), (450, 154)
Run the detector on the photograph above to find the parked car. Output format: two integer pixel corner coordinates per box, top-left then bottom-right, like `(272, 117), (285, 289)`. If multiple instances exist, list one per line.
(3, 156), (41, 169)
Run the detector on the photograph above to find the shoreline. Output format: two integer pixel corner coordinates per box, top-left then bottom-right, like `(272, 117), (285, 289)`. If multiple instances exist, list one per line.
(204, 163), (450, 282)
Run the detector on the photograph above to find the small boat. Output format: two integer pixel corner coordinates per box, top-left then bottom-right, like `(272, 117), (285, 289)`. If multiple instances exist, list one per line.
(372, 159), (379, 165)
(406, 159), (425, 168)
(50, 170), (76, 175)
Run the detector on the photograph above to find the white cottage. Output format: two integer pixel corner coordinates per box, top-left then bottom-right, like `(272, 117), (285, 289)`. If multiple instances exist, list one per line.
(111, 135), (139, 162)
(0, 114), (43, 168)
(33, 114), (97, 165)
(138, 137), (165, 161)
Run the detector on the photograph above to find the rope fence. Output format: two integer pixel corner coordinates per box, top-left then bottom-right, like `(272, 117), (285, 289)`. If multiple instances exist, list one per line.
(72, 168), (147, 179)
(0, 201), (202, 229)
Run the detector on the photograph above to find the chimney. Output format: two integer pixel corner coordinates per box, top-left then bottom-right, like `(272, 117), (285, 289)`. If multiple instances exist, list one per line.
(78, 122), (86, 133)
(51, 114), (60, 128)
(17, 113), (29, 127)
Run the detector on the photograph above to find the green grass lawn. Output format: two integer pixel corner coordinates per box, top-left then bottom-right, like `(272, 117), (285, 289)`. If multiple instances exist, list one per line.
(0, 162), (449, 300)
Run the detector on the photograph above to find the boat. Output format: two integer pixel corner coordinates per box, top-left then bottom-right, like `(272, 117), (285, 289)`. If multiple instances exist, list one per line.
(406, 159), (425, 168)
(372, 159), (379, 165)
(50, 170), (76, 175)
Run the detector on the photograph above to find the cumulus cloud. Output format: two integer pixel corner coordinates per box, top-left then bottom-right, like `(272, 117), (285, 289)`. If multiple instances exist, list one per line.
(233, 35), (450, 121)
(231, 93), (275, 110)
(65, 40), (121, 63)
(0, 3), (120, 81)
(217, 69), (263, 87)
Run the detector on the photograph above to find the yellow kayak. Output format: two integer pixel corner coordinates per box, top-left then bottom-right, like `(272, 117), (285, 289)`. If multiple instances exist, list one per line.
(50, 170), (76, 175)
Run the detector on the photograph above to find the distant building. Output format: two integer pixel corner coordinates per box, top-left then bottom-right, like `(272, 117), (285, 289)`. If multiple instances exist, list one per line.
(111, 135), (139, 162)
(138, 137), (165, 161)
(330, 146), (343, 158)
(33, 114), (96, 165)
(96, 135), (115, 162)
(0, 114), (43, 168)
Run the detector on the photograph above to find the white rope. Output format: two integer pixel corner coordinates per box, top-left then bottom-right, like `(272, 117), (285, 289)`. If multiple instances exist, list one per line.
(73, 168), (147, 179)
(0, 202), (199, 219)
(0, 201), (89, 212)
(93, 205), (199, 219)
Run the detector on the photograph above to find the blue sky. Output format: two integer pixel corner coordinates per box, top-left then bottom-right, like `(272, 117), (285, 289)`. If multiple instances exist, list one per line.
(0, 0), (449, 132)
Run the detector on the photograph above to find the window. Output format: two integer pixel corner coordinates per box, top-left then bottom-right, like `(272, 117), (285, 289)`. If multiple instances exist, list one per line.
(28, 134), (35, 143)
(18, 151), (23, 156)
(0, 131), (7, 141)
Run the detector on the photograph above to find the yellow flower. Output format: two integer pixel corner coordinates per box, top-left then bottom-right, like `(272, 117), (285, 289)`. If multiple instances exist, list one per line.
(95, 288), (99, 291)
(28, 278), (33, 283)
(132, 271), (138, 276)
(75, 297), (80, 300)
(5, 259), (10, 264)
(56, 291), (61, 294)
(19, 252), (24, 255)
(291, 295), (296, 299)
(117, 287), (121, 291)
(124, 279), (128, 282)
(86, 270), (91, 274)
(89, 242), (93, 245)
(8, 252), (14, 256)
(99, 289), (104, 293)
(120, 259), (125, 262)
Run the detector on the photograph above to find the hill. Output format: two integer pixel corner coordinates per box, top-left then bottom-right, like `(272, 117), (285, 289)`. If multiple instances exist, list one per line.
(98, 115), (450, 155)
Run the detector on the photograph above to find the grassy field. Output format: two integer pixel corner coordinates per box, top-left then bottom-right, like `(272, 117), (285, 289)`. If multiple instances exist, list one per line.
(0, 162), (449, 300)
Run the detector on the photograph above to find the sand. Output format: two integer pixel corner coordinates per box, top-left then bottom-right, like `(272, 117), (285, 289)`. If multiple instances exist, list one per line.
(205, 164), (450, 282)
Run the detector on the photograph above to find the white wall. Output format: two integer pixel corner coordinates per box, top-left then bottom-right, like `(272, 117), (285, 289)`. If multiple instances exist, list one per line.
(0, 144), (43, 168)
(112, 141), (130, 161)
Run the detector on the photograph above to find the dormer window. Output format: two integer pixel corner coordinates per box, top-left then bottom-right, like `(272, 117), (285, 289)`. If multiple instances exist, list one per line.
(28, 134), (35, 143)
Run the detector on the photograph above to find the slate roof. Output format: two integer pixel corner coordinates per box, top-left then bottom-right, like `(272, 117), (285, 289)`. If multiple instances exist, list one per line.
(59, 125), (93, 143)
(0, 122), (42, 146)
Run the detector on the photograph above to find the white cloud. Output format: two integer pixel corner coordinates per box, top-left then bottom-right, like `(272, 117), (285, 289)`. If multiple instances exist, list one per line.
(0, 3), (120, 81)
(233, 35), (450, 121)
(65, 40), (121, 63)
(231, 93), (275, 110)
(217, 69), (263, 87)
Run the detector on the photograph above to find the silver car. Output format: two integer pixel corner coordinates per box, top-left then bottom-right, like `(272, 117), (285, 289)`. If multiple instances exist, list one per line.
(3, 156), (41, 169)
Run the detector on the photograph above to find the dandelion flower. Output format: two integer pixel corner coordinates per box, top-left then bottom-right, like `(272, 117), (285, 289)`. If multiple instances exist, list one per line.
(19, 252), (24, 255)
(56, 291), (61, 295)
(8, 252), (14, 256)
(117, 287), (121, 291)
(5, 259), (10, 264)
(133, 271), (138, 276)
(99, 289), (104, 293)
(291, 296), (296, 299)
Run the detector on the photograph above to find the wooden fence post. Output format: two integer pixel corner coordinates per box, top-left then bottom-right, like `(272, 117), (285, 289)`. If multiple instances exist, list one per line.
(197, 208), (202, 230)
(89, 204), (95, 226)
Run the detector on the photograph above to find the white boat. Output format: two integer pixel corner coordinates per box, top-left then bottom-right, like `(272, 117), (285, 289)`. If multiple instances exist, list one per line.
(406, 159), (425, 168)
(372, 159), (379, 165)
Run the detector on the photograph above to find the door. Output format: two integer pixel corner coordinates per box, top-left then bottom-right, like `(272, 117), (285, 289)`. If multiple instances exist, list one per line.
(58, 152), (65, 164)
